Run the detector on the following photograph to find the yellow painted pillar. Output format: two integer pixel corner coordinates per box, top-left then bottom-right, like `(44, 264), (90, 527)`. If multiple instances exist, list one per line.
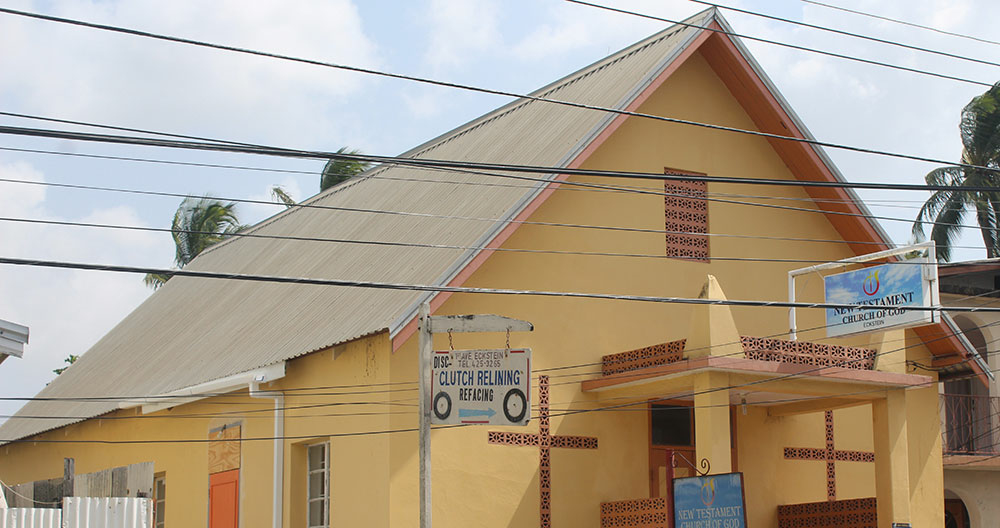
(872, 391), (910, 527)
(686, 275), (738, 474)
(870, 329), (906, 374)
(694, 371), (732, 474)
(684, 275), (743, 360)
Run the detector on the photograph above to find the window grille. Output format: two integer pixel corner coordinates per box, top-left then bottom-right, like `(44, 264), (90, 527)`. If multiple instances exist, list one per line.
(664, 171), (709, 262)
(153, 475), (166, 528)
(307, 443), (330, 528)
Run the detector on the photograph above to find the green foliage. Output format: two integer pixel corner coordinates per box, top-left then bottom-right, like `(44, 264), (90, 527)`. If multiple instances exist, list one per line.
(320, 147), (372, 192)
(913, 82), (1000, 261)
(143, 197), (245, 289)
(53, 354), (79, 375)
(271, 185), (297, 209)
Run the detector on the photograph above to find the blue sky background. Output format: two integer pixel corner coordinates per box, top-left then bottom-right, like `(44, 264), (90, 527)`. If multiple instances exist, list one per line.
(1, 0), (998, 421)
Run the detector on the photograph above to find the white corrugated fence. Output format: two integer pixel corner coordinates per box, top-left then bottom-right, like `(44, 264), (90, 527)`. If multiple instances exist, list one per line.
(61, 497), (152, 528)
(0, 497), (151, 528)
(0, 507), (60, 528)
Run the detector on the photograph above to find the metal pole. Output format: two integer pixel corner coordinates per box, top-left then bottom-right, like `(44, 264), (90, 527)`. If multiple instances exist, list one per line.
(418, 302), (432, 528)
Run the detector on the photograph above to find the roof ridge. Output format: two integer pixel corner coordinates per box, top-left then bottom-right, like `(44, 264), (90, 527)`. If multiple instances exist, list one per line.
(403, 7), (716, 162)
(192, 8), (716, 263)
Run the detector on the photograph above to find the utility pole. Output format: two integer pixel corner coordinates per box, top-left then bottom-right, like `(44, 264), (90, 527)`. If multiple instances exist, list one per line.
(417, 302), (533, 528)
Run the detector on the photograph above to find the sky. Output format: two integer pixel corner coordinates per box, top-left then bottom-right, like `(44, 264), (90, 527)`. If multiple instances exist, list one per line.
(0, 0), (998, 422)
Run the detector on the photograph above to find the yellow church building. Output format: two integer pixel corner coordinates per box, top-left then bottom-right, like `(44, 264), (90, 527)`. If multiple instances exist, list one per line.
(0, 8), (988, 528)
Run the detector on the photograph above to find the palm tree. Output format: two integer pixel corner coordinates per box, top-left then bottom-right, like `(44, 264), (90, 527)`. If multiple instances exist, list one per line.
(143, 197), (245, 289)
(270, 147), (372, 209)
(321, 147), (372, 192)
(914, 82), (1000, 261)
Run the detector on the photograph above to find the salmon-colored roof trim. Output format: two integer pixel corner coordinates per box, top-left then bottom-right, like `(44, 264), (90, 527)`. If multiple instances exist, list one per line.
(580, 355), (932, 393)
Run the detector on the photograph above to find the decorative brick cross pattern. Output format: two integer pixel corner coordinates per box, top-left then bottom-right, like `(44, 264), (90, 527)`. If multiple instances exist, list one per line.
(783, 410), (874, 501)
(488, 375), (598, 528)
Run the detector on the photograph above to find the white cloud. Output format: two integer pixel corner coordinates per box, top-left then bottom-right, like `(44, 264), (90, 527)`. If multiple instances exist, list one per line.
(0, 161), (166, 422)
(0, 0), (381, 148)
(422, 0), (502, 70)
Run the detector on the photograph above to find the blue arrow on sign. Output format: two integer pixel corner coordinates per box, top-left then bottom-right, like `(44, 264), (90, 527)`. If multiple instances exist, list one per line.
(459, 408), (496, 418)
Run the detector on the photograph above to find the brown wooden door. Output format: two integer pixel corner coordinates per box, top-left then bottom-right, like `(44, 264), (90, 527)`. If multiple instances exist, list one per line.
(945, 498), (970, 528)
(209, 469), (239, 528)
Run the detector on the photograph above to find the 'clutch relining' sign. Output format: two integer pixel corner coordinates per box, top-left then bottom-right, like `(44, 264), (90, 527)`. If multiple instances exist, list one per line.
(430, 348), (531, 426)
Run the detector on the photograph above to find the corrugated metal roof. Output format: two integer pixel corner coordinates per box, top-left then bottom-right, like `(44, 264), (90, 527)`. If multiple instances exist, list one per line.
(0, 9), (715, 442)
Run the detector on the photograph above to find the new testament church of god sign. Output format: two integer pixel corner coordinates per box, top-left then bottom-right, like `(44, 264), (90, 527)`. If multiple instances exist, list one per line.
(673, 473), (747, 528)
(824, 259), (938, 338)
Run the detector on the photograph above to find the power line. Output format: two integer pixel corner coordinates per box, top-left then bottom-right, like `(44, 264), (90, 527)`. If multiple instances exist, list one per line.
(0, 5), (998, 173)
(4, 123), (1000, 192)
(563, 0), (993, 88)
(9, 127), (1000, 241)
(3, 322), (991, 444)
(8, 292), (1000, 437)
(0, 215), (955, 265)
(687, 0), (1000, 68)
(799, 0), (1000, 47)
(3, 255), (1000, 315)
(4, 145), (1000, 247)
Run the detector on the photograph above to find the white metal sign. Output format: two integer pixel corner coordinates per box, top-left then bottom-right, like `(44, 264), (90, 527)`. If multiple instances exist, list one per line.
(430, 348), (531, 426)
(824, 259), (938, 338)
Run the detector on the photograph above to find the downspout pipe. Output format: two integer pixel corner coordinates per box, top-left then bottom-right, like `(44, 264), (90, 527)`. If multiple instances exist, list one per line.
(250, 378), (284, 528)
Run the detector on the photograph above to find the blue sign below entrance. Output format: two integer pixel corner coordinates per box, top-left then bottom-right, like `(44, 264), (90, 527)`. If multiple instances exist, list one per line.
(673, 472), (747, 528)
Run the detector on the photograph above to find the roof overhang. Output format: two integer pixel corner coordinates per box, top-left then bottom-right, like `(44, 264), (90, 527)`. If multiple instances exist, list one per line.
(580, 357), (933, 417)
(118, 361), (286, 414)
(0, 319), (28, 359)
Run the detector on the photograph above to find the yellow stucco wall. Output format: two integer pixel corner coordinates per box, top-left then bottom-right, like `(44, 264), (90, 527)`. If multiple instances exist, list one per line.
(0, 47), (945, 528)
(383, 50), (943, 527)
(0, 331), (394, 528)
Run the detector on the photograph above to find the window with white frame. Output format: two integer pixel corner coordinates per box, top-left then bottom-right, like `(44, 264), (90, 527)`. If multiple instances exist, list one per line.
(307, 443), (330, 528)
(153, 475), (166, 528)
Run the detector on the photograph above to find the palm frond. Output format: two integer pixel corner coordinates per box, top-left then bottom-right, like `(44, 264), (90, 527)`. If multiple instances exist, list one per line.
(271, 186), (296, 208)
(320, 147), (372, 192)
(913, 166), (964, 241)
(143, 272), (171, 290)
(928, 191), (971, 262)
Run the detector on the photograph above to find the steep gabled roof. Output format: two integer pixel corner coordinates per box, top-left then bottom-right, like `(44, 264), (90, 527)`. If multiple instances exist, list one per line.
(3, 8), (982, 442)
(0, 9), (716, 441)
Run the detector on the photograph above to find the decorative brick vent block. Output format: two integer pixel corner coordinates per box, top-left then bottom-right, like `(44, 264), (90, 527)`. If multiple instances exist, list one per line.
(601, 340), (686, 375)
(600, 497), (669, 528)
(488, 376), (597, 528)
(783, 411), (874, 500)
(777, 497), (877, 528)
(664, 177), (709, 262)
(741, 336), (876, 371)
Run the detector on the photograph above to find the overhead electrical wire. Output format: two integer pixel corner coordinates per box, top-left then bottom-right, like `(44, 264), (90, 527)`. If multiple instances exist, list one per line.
(3, 144), (998, 248)
(4, 255), (1000, 313)
(7, 146), (1000, 245)
(6, 123), (1000, 193)
(4, 322), (995, 444)
(563, 0), (992, 87)
(7, 291), (1000, 430)
(1, 144), (961, 208)
(0, 6), (998, 173)
(3, 146), (999, 248)
(798, 0), (1000, 47)
(0, 215), (955, 266)
(544, 309), (1000, 389)
(686, 0), (1000, 68)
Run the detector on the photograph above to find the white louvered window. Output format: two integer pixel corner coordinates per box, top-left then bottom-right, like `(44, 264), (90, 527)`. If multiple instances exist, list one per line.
(307, 443), (330, 528)
(154, 475), (166, 528)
